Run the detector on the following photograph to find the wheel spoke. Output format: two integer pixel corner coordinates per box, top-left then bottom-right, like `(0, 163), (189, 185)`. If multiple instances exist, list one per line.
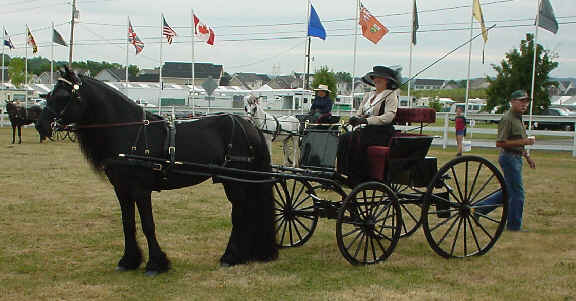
(449, 217), (464, 257)
(467, 216), (483, 253)
(429, 212), (459, 235)
(467, 163), (483, 201)
(450, 166), (465, 203)
(469, 174), (496, 204)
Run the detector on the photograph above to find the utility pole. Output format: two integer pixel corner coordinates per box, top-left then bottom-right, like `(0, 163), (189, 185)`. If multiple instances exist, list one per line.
(68, 0), (77, 66)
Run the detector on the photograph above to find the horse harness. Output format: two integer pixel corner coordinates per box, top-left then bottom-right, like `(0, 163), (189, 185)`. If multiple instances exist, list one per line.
(55, 77), (256, 173)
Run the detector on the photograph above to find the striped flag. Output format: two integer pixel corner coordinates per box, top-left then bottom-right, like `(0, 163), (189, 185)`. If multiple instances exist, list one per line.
(3, 29), (15, 49)
(162, 16), (177, 44)
(128, 20), (144, 54)
(53, 28), (68, 46)
(26, 26), (38, 54)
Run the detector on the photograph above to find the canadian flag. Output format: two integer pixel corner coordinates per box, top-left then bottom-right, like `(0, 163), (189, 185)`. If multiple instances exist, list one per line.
(193, 14), (215, 45)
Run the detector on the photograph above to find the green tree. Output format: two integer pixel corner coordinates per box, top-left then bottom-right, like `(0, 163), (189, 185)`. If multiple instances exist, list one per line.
(220, 72), (232, 86)
(486, 33), (558, 114)
(429, 99), (442, 112)
(311, 66), (337, 97)
(7, 57), (28, 87)
(334, 71), (352, 83)
(128, 65), (139, 77)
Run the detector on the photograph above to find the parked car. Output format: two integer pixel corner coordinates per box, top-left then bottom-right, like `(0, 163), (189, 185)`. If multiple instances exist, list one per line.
(534, 108), (575, 131)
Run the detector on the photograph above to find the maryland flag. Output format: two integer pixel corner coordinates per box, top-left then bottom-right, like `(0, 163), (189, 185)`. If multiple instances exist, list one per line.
(26, 25), (38, 54)
(359, 2), (389, 44)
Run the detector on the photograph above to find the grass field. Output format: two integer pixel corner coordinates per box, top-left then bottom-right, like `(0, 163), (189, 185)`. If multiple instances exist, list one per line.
(1, 127), (575, 301)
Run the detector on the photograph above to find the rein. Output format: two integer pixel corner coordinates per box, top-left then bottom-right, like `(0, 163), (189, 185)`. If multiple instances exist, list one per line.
(74, 119), (167, 129)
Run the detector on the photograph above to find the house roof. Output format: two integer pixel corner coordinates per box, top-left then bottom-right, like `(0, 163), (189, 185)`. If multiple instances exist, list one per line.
(414, 79), (445, 86)
(162, 62), (223, 79)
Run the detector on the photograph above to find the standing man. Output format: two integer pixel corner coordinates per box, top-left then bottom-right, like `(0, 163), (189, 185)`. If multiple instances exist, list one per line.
(478, 90), (535, 231)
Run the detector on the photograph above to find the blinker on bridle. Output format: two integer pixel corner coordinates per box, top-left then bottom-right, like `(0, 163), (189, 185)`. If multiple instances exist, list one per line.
(57, 77), (82, 100)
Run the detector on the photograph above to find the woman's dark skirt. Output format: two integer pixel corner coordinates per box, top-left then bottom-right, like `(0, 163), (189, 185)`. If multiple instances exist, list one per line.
(337, 124), (395, 186)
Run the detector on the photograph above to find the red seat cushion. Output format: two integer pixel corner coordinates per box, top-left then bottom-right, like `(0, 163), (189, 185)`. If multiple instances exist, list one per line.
(395, 108), (436, 124)
(366, 146), (391, 181)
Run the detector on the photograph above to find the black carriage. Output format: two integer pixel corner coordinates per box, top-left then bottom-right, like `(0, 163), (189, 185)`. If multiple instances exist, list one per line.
(272, 108), (509, 265)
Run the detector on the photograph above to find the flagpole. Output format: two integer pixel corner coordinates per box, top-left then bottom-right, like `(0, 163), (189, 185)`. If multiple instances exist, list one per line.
(68, 0), (76, 66)
(126, 18), (129, 95)
(159, 13), (164, 112)
(351, 0), (360, 116)
(464, 4), (475, 118)
(191, 9), (196, 115)
(51, 22), (55, 86)
(2, 26), (5, 86)
(25, 25), (28, 90)
(302, 1), (310, 115)
(191, 9), (196, 114)
(529, 0), (542, 132)
(160, 14), (163, 85)
(408, 0), (416, 108)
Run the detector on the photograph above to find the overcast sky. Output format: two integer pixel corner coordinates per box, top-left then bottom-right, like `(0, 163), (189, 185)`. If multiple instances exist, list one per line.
(3, 0), (575, 80)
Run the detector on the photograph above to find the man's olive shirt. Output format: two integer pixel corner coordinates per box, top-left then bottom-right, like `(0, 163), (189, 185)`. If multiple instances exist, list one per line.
(497, 109), (528, 154)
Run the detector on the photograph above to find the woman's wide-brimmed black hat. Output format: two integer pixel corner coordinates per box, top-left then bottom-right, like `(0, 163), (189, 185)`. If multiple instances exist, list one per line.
(361, 66), (400, 89)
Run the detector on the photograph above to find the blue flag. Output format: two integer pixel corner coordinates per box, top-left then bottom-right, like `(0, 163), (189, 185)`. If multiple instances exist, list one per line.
(308, 4), (326, 40)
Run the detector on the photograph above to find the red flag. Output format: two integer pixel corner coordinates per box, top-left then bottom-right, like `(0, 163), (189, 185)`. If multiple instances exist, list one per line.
(193, 14), (215, 45)
(128, 20), (144, 54)
(359, 3), (389, 44)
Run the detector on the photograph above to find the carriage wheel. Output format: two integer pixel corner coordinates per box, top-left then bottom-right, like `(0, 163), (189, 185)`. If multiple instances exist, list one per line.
(422, 155), (508, 258)
(282, 135), (298, 166)
(390, 183), (425, 238)
(273, 178), (318, 248)
(336, 182), (402, 265)
(67, 131), (77, 142)
(54, 129), (64, 141)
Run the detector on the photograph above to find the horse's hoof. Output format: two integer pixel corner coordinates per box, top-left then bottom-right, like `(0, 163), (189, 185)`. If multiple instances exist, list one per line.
(145, 270), (160, 277)
(220, 261), (237, 268)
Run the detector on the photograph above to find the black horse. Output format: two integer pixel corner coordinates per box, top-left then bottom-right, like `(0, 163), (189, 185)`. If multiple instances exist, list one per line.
(45, 67), (278, 275)
(5, 101), (50, 143)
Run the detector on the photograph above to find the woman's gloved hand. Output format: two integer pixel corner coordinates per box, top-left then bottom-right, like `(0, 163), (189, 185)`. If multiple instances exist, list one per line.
(349, 116), (367, 127)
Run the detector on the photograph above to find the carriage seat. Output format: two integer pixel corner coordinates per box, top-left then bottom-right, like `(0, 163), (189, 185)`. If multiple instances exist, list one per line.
(395, 107), (436, 124)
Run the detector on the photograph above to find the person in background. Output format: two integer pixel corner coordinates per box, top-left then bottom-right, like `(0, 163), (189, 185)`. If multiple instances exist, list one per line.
(337, 66), (400, 185)
(455, 106), (467, 156)
(309, 84), (333, 123)
(475, 90), (535, 232)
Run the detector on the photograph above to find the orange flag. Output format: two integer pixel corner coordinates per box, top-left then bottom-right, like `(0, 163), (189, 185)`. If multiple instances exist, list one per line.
(359, 3), (388, 44)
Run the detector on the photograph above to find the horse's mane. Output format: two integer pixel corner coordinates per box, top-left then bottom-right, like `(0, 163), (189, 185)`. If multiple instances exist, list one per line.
(74, 75), (164, 172)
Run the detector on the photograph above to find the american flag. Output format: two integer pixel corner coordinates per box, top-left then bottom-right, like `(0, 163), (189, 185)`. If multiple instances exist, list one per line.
(128, 20), (144, 54)
(162, 16), (177, 44)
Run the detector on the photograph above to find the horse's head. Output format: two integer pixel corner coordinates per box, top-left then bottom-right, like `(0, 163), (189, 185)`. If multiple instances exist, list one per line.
(244, 95), (260, 117)
(46, 66), (86, 125)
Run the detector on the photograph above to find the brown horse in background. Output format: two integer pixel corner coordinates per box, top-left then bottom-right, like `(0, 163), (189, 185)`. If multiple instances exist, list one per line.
(5, 100), (47, 144)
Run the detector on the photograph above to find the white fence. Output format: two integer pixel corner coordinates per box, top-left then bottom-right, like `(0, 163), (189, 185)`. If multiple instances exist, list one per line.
(2, 109), (575, 157)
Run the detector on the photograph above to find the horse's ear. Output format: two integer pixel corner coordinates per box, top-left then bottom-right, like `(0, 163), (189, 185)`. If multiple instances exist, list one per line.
(58, 68), (66, 78)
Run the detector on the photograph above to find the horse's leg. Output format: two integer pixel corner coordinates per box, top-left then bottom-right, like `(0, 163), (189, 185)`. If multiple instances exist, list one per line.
(292, 135), (299, 167)
(248, 181), (278, 262)
(114, 190), (143, 271)
(220, 182), (251, 266)
(135, 190), (170, 275)
(17, 125), (22, 144)
(11, 124), (16, 144)
(221, 182), (278, 266)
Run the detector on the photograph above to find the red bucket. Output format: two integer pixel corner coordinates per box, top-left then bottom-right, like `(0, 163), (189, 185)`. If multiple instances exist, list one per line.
(366, 146), (390, 181)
